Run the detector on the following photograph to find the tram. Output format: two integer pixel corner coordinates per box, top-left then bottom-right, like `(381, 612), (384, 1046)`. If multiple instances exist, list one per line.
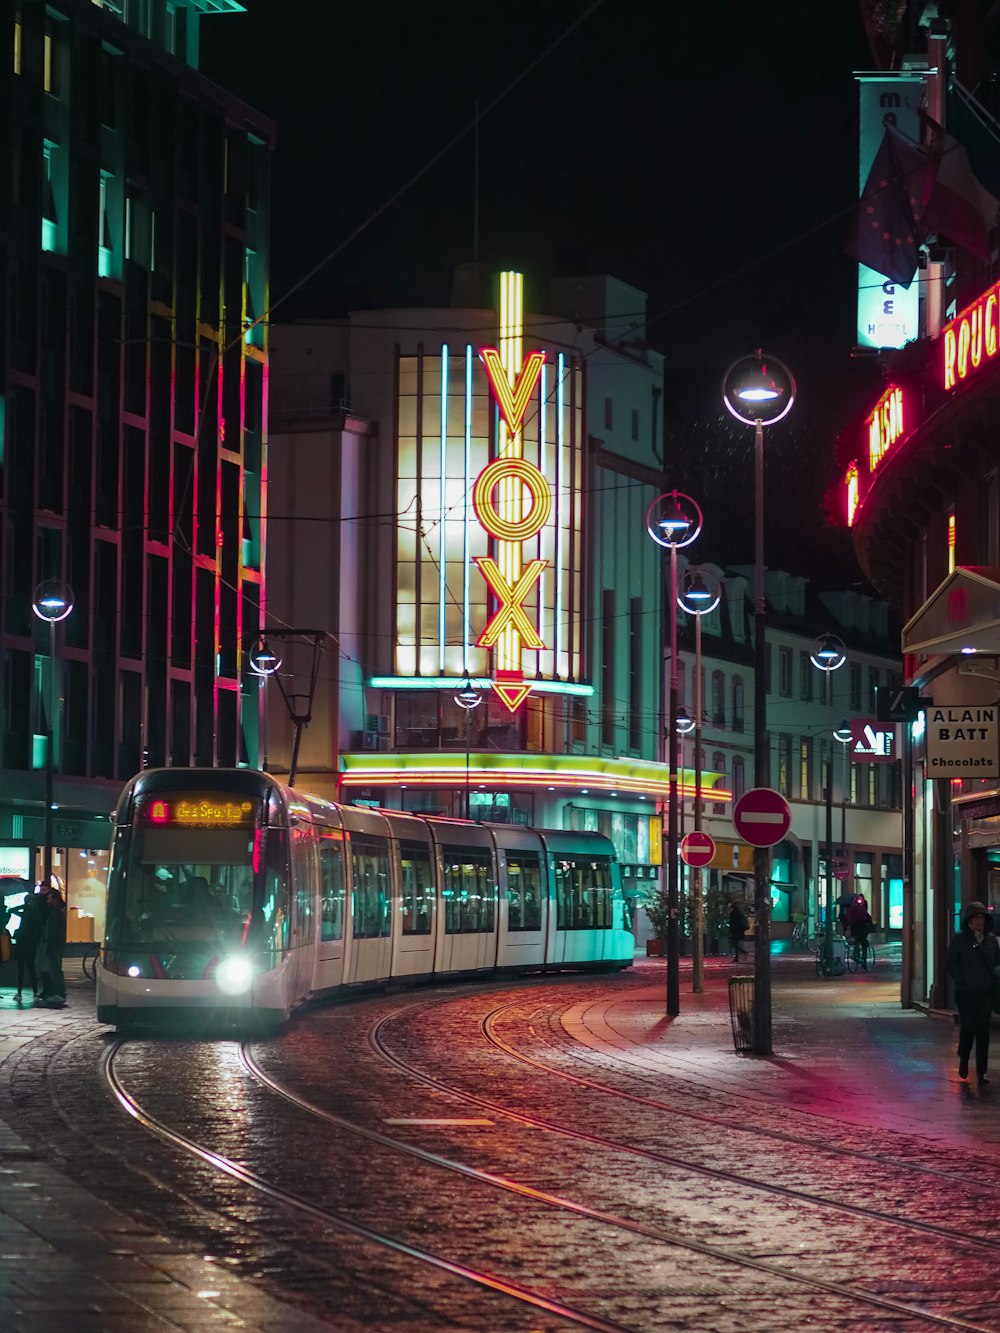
(96, 768), (633, 1028)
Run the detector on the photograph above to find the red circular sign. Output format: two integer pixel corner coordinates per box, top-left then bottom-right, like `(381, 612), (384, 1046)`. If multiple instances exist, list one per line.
(680, 831), (716, 867)
(732, 788), (791, 848)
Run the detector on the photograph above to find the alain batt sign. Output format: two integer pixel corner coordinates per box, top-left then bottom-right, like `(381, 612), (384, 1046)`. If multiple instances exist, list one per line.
(926, 705), (1000, 778)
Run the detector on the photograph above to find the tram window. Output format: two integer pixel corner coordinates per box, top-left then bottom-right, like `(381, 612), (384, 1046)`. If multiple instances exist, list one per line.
(555, 855), (613, 930)
(261, 827), (291, 958)
(442, 846), (496, 934)
(399, 840), (433, 935)
(318, 831), (345, 941)
(350, 835), (390, 939)
(506, 854), (542, 932)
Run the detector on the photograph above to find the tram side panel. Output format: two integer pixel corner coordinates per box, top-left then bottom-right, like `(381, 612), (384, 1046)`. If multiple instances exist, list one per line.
(431, 825), (499, 976)
(541, 832), (632, 968)
(342, 809), (394, 987)
(385, 813), (437, 980)
(493, 827), (549, 971)
(310, 816), (348, 997)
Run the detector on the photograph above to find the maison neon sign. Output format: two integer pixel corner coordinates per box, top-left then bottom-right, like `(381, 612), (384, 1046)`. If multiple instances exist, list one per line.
(942, 276), (1000, 391)
(868, 385), (904, 473)
(474, 272), (550, 712)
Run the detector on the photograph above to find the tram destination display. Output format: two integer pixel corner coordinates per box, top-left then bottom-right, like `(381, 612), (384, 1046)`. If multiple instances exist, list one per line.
(925, 704), (1000, 778)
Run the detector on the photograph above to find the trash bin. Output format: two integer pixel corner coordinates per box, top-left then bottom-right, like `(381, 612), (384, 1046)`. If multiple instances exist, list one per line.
(728, 975), (755, 1054)
(817, 938), (846, 977)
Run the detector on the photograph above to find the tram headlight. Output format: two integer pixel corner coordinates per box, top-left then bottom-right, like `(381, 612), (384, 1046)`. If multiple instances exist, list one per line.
(215, 955), (254, 996)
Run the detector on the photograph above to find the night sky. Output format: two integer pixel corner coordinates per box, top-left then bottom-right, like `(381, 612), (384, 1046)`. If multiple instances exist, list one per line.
(201, 1), (886, 585)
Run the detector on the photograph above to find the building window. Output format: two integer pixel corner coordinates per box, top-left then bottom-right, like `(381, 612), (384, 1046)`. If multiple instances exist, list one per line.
(868, 667), (879, 712)
(99, 171), (113, 278)
(732, 755), (746, 803)
(604, 397), (613, 430)
(41, 142), (58, 251)
(779, 646), (792, 697)
(985, 472), (999, 565)
(849, 662), (861, 710)
(868, 764), (878, 807)
(766, 642), (772, 695)
(712, 751), (727, 814)
(631, 408), (639, 441)
(711, 671), (725, 726)
(13, 10), (22, 74)
(628, 597), (641, 752)
(947, 509), (956, 574)
(601, 588), (615, 746)
(732, 677), (744, 732)
(799, 737), (813, 800)
(778, 734), (792, 796)
(799, 651), (813, 701)
(43, 13), (64, 98)
(850, 760), (859, 804)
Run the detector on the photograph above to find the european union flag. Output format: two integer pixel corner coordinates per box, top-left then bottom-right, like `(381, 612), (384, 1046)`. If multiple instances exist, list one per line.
(846, 126), (933, 287)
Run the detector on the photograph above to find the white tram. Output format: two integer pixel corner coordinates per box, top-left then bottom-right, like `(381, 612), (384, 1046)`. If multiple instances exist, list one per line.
(96, 768), (633, 1028)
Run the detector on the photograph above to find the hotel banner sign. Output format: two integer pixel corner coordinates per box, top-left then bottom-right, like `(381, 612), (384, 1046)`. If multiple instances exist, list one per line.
(926, 704), (1000, 777)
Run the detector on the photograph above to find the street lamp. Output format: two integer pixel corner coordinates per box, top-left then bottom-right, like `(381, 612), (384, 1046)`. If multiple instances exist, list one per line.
(678, 566), (721, 995)
(812, 633), (846, 975)
(454, 678), (482, 819)
(722, 350), (795, 1055)
(646, 490), (702, 1017)
(249, 637), (282, 772)
(32, 579), (74, 896)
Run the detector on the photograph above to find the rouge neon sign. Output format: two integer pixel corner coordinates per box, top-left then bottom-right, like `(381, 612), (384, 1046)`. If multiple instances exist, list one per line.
(867, 385), (904, 472)
(942, 277), (1000, 391)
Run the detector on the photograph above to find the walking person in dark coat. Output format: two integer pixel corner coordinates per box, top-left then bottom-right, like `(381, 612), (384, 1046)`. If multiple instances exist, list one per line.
(728, 901), (749, 962)
(39, 888), (67, 1008)
(13, 884), (45, 1002)
(946, 900), (1000, 1084)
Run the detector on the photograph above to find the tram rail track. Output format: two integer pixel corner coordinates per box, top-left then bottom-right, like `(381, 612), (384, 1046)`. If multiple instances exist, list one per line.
(101, 1038), (631, 1333)
(243, 1012), (999, 1333)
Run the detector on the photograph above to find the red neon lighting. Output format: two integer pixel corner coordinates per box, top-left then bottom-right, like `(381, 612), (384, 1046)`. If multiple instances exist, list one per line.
(867, 386), (904, 473)
(474, 557), (547, 649)
(150, 800), (168, 823)
(479, 348), (546, 434)
(490, 670), (533, 713)
(472, 456), (551, 542)
(942, 278), (1000, 391)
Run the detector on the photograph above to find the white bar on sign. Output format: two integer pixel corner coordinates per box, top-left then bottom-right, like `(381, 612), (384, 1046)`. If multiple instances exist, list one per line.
(741, 812), (785, 823)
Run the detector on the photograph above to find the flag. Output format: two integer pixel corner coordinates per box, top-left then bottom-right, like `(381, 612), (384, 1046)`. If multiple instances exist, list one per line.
(921, 129), (998, 263)
(948, 83), (1000, 199)
(845, 126), (933, 287)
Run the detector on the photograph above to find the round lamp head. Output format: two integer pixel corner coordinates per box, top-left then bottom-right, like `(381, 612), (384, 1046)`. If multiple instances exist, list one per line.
(722, 351), (795, 426)
(677, 568), (721, 616)
(675, 707), (696, 736)
(810, 633), (846, 672)
(645, 490), (703, 550)
(32, 579), (74, 624)
(454, 680), (482, 710)
(833, 721), (852, 744)
(249, 638), (282, 676)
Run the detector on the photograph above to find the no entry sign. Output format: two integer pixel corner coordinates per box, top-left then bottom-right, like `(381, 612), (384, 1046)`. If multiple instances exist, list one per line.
(680, 831), (716, 867)
(732, 787), (791, 848)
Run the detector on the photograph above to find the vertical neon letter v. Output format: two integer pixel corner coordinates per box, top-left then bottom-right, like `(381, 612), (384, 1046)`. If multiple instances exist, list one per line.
(480, 348), (546, 435)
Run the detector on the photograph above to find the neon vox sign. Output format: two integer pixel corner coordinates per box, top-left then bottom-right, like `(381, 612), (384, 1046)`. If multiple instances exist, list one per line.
(474, 321), (550, 712)
(942, 276), (1000, 391)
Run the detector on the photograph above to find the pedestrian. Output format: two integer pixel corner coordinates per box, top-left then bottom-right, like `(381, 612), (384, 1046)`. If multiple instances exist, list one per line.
(39, 888), (67, 1008)
(13, 884), (45, 1002)
(946, 900), (1000, 1085)
(845, 894), (874, 964)
(728, 900), (749, 962)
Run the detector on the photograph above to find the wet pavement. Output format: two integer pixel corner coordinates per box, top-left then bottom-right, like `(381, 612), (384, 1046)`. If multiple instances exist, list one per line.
(1, 943), (999, 1331)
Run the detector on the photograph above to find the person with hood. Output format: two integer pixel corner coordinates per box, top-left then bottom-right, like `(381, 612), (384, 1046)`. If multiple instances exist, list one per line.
(946, 900), (1000, 1084)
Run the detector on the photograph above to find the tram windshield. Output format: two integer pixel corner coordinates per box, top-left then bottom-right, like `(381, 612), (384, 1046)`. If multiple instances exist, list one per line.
(105, 792), (289, 977)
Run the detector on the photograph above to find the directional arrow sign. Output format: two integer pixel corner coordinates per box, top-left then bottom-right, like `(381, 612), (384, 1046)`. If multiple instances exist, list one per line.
(732, 788), (791, 849)
(680, 831), (716, 867)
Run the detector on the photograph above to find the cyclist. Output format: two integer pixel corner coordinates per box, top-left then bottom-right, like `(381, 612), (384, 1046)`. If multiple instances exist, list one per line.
(845, 895), (874, 966)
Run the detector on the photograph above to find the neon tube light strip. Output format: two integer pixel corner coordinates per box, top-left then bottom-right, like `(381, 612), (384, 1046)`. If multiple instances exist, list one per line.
(368, 675), (593, 696)
(463, 344), (473, 672)
(555, 352), (564, 668)
(439, 345), (448, 672)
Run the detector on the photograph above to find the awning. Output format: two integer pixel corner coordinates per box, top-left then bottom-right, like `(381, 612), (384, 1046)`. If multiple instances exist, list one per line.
(902, 565), (1000, 656)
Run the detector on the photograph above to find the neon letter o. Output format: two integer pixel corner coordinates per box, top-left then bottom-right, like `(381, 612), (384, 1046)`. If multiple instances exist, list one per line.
(473, 457), (552, 542)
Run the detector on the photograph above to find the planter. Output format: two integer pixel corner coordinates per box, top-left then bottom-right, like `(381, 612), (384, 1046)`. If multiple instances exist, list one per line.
(645, 939), (666, 957)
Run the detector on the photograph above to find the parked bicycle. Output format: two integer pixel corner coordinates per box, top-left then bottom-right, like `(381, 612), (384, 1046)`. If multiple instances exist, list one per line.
(790, 915), (809, 948)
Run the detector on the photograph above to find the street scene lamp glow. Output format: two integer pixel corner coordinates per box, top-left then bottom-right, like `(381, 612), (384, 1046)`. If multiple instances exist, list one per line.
(722, 351), (796, 426)
(678, 568), (721, 617)
(646, 491), (703, 550)
(32, 579), (74, 623)
(454, 679), (482, 710)
(675, 706), (696, 736)
(833, 721), (853, 744)
(810, 633), (846, 672)
(249, 638), (282, 676)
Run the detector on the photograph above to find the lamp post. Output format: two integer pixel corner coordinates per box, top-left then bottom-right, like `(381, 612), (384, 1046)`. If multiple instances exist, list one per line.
(249, 637), (282, 773)
(722, 350), (794, 1055)
(455, 679), (482, 819)
(646, 491), (702, 1017)
(32, 580), (74, 895)
(811, 633), (846, 973)
(678, 568), (721, 994)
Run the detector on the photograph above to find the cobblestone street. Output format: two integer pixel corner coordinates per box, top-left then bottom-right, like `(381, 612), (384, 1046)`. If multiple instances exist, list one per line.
(2, 947), (1000, 1331)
